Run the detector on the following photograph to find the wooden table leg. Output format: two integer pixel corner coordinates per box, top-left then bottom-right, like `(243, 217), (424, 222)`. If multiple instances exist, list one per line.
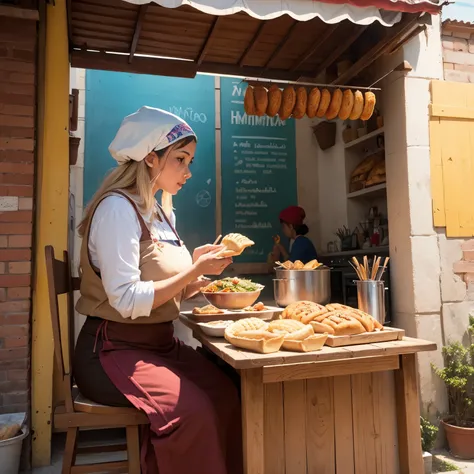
(395, 354), (424, 474)
(241, 368), (265, 474)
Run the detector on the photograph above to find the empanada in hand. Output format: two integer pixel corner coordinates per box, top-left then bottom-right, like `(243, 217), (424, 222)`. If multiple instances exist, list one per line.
(219, 233), (254, 257)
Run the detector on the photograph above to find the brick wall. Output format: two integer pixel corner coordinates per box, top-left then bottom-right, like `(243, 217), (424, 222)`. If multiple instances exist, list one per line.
(442, 21), (474, 83)
(0, 17), (36, 415)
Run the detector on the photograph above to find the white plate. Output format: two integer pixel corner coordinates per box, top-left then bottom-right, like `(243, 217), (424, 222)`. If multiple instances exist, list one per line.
(181, 305), (283, 323)
(197, 320), (233, 337)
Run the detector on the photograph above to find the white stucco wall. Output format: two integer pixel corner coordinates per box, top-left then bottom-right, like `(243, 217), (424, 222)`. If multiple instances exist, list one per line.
(377, 15), (448, 420)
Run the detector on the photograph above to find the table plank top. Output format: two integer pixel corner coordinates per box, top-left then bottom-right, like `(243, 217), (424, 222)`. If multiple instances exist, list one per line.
(179, 315), (437, 370)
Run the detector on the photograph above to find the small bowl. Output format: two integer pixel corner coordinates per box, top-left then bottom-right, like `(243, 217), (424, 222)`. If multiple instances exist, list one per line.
(202, 289), (263, 310)
(197, 320), (233, 337)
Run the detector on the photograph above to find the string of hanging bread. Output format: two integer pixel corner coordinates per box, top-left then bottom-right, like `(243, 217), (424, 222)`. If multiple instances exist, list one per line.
(243, 84), (376, 121)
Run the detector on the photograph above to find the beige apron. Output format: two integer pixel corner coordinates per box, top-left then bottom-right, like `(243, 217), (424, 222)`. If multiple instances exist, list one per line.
(76, 190), (193, 324)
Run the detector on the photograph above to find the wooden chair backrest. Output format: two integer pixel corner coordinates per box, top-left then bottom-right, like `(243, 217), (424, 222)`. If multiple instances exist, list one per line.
(44, 245), (81, 412)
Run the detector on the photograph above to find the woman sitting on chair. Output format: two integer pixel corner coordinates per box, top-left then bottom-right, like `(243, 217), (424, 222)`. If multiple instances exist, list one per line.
(73, 106), (242, 474)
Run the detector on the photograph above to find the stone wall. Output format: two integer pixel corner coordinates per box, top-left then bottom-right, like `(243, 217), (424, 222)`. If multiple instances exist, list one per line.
(0, 16), (36, 415)
(442, 20), (474, 83)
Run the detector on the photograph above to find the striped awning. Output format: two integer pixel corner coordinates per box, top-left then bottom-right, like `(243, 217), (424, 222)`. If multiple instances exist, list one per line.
(123, 0), (441, 26)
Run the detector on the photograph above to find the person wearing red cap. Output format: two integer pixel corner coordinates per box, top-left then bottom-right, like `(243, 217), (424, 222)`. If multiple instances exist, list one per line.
(270, 205), (318, 264)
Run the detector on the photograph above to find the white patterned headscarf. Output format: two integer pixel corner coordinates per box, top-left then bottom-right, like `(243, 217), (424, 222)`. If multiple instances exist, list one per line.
(109, 106), (197, 164)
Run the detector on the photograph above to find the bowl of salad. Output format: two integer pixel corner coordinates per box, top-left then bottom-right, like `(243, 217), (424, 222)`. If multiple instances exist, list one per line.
(201, 277), (264, 310)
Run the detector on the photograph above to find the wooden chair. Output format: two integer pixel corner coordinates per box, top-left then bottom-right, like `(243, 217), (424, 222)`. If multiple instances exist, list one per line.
(45, 245), (149, 474)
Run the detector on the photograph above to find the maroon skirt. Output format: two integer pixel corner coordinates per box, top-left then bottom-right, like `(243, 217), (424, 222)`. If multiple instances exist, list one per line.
(74, 317), (243, 474)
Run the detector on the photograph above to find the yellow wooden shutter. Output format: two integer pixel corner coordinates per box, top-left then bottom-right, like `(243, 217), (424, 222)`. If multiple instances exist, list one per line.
(430, 80), (474, 237)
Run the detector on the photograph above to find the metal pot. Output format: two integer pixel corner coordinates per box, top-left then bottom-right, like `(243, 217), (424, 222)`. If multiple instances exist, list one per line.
(273, 268), (331, 307)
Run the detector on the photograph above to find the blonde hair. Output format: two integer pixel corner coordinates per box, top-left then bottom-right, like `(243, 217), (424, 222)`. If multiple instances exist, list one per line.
(78, 136), (195, 237)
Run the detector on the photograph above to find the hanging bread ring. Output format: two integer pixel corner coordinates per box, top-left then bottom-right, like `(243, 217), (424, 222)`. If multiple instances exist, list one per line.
(244, 86), (256, 116)
(360, 91), (376, 121)
(325, 89), (343, 120)
(266, 85), (282, 117)
(292, 87), (308, 119)
(338, 90), (355, 120)
(306, 87), (321, 119)
(349, 90), (364, 120)
(254, 86), (268, 117)
(316, 89), (331, 118)
(279, 86), (296, 121)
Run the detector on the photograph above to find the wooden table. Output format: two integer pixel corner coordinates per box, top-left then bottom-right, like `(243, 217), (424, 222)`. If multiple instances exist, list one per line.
(180, 316), (436, 474)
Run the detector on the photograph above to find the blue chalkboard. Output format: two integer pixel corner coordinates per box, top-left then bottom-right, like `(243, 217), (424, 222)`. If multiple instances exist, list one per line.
(220, 78), (298, 263)
(84, 71), (216, 252)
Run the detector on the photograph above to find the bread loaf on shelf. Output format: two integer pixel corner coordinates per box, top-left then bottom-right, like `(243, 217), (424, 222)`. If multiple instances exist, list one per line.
(365, 159), (386, 187)
(349, 152), (384, 192)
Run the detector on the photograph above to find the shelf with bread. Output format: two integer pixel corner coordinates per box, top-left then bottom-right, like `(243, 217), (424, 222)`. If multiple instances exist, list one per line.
(347, 183), (386, 199)
(344, 126), (385, 150)
(343, 96), (387, 231)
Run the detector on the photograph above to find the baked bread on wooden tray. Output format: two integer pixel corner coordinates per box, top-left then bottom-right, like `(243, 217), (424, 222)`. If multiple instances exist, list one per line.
(281, 301), (383, 336)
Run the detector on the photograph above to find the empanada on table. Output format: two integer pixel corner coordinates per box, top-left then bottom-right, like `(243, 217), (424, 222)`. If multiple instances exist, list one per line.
(282, 333), (328, 352)
(225, 318), (284, 353)
(268, 319), (327, 352)
(219, 233), (254, 257)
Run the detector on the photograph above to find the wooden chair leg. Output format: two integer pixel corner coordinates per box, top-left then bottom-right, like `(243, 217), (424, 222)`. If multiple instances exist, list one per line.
(126, 425), (141, 474)
(62, 427), (78, 474)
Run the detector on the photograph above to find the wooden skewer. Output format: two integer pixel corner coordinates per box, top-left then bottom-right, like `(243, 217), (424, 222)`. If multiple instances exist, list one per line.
(349, 261), (364, 280)
(352, 257), (365, 280)
(371, 256), (381, 280)
(213, 235), (222, 245)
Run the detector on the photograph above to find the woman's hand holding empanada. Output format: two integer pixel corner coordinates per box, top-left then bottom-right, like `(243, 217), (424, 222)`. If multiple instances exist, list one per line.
(192, 244), (225, 263)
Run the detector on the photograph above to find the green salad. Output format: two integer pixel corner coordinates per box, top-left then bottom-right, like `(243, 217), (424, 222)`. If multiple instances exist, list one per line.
(202, 277), (263, 293)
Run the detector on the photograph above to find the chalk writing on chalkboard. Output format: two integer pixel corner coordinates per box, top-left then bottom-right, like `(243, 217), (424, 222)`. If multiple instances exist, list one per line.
(220, 78), (297, 263)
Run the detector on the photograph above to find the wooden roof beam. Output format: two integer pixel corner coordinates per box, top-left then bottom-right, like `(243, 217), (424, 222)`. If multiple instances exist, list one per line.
(129, 4), (148, 64)
(196, 16), (221, 66)
(72, 49), (197, 78)
(306, 25), (369, 80)
(264, 21), (299, 69)
(238, 22), (266, 67)
(332, 13), (422, 85)
(0, 4), (39, 21)
(290, 24), (341, 72)
(199, 61), (308, 81)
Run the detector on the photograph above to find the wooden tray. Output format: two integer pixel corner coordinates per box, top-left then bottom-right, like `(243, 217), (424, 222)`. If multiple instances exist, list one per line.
(324, 327), (405, 347)
(181, 306), (283, 323)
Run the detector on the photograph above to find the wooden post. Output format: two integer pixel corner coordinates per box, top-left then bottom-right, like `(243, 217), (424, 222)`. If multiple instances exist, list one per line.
(241, 368), (265, 474)
(395, 354), (424, 473)
(31, 0), (70, 466)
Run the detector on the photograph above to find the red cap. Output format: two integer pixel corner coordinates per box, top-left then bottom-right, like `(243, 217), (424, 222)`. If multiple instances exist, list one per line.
(279, 206), (306, 226)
